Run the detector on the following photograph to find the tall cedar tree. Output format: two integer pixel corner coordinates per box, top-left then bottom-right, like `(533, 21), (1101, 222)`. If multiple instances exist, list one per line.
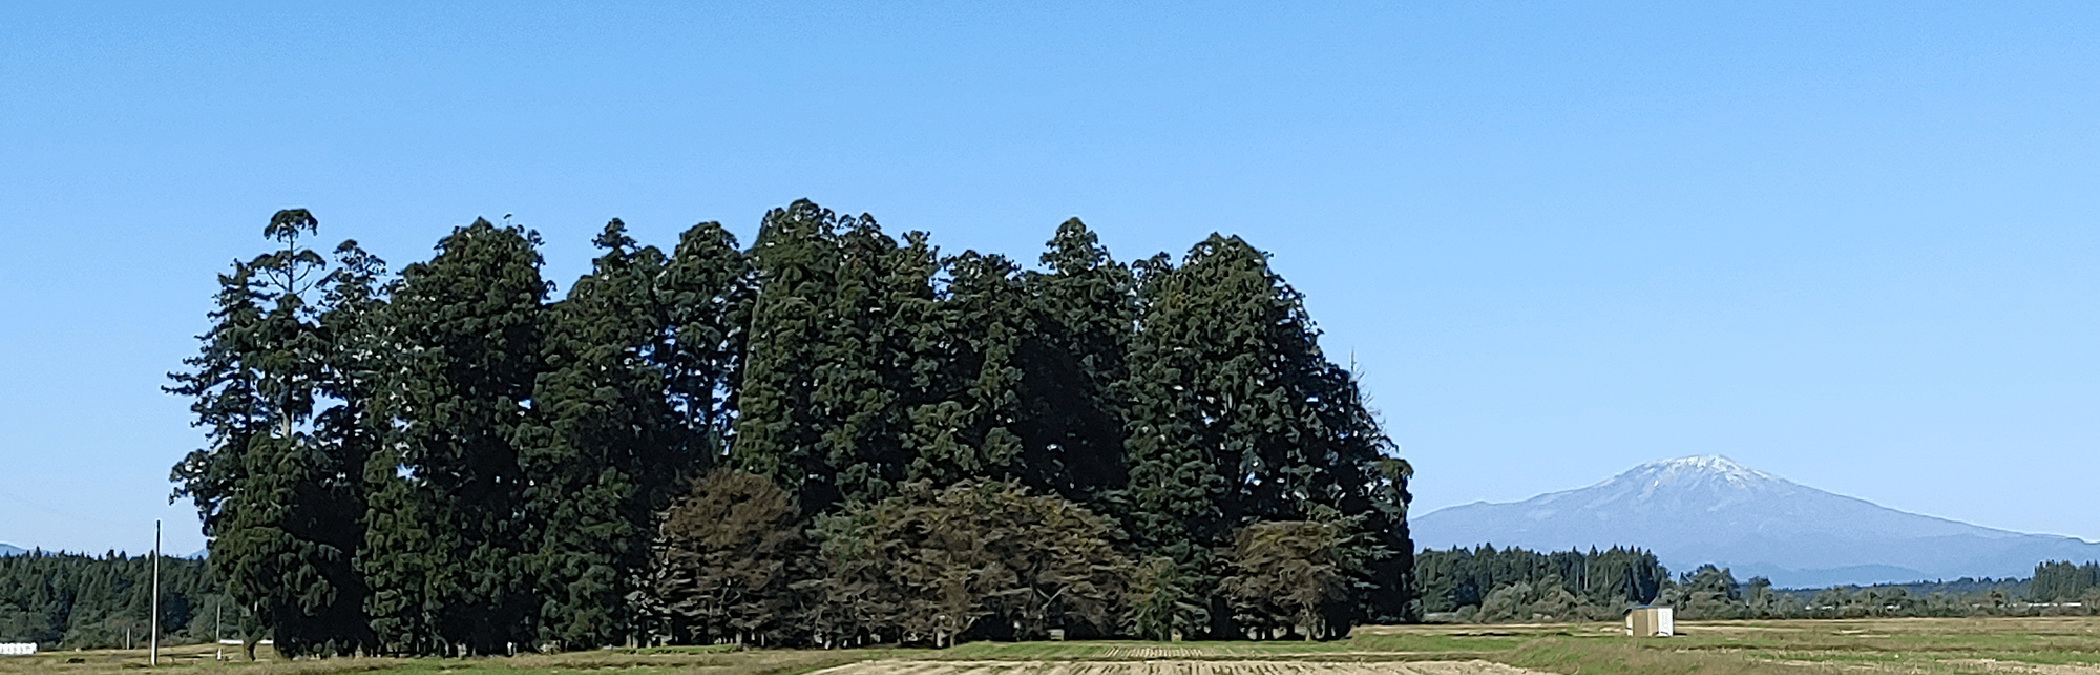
(167, 210), (379, 657)
(659, 221), (754, 464)
(521, 220), (674, 649)
(733, 202), (845, 510)
(735, 201), (923, 511)
(362, 219), (547, 655)
(1120, 234), (1410, 632)
(1015, 219), (1135, 508)
(816, 218), (923, 505)
(905, 250), (1029, 486)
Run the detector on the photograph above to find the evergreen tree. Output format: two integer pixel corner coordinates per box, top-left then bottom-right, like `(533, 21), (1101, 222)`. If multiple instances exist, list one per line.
(735, 201), (924, 512)
(903, 250), (1029, 487)
(521, 220), (674, 649)
(814, 217), (921, 506)
(362, 218), (547, 655)
(167, 210), (377, 657)
(1015, 219), (1136, 507)
(2032, 560), (2100, 601)
(1120, 234), (1413, 631)
(0, 551), (220, 650)
(660, 220), (755, 466)
(1412, 545), (1669, 618)
(733, 201), (847, 511)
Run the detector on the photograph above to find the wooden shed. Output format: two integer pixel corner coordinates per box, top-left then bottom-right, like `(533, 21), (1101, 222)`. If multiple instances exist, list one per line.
(1624, 607), (1674, 636)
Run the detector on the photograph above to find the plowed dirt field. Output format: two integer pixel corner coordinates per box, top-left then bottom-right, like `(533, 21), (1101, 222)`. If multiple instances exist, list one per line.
(818, 658), (1550, 675)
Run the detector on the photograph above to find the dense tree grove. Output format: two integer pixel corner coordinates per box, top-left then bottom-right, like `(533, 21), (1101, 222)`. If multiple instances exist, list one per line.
(1413, 546), (1669, 621)
(162, 201), (1415, 654)
(0, 552), (224, 650)
(2032, 560), (2100, 602)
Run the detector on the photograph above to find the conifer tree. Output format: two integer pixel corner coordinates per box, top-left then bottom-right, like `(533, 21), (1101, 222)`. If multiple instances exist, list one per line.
(735, 201), (922, 511)
(168, 210), (377, 657)
(1120, 234), (1413, 631)
(904, 250), (1029, 487)
(660, 221), (754, 465)
(733, 202), (845, 510)
(1016, 219), (1135, 507)
(814, 217), (918, 505)
(362, 218), (547, 655)
(522, 220), (673, 649)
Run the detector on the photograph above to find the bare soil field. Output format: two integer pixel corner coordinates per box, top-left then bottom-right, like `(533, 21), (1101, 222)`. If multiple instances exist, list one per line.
(816, 659), (1544, 675)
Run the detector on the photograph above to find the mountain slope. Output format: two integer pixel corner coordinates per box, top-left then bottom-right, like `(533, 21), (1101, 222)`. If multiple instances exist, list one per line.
(0, 543), (23, 556)
(1411, 455), (2100, 588)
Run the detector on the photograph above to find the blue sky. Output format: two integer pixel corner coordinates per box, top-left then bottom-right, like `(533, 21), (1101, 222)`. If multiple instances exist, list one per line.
(2, 2), (2094, 557)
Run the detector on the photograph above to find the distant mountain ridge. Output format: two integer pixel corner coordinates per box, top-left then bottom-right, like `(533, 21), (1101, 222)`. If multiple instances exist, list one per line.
(0, 543), (23, 556)
(1411, 455), (2100, 588)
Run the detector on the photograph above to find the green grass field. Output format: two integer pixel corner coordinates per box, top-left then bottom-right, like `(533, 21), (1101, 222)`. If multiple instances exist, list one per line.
(7, 617), (2097, 675)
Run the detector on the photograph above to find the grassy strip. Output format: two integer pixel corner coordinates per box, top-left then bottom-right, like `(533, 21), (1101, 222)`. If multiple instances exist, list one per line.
(1490, 638), (1846, 675)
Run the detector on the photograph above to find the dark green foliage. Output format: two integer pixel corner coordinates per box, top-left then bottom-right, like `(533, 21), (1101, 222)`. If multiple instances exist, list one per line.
(1013, 219), (1135, 507)
(166, 210), (377, 657)
(0, 552), (221, 650)
(1120, 556), (1206, 641)
(171, 202), (1416, 651)
(1665, 565), (1744, 619)
(1413, 545), (1668, 617)
(1220, 521), (1358, 640)
(733, 202), (862, 511)
(660, 221), (755, 465)
(1119, 234), (1412, 631)
(361, 218), (548, 655)
(815, 220), (930, 506)
(521, 220), (675, 649)
(816, 481), (1129, 647)
(653, 469), (807, 646)
(903, 249), (1029, 487)
(2032, 560), (2100, 601)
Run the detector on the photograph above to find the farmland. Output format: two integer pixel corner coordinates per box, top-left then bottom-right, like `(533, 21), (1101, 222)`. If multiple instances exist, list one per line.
(6, 618), (2099, 675)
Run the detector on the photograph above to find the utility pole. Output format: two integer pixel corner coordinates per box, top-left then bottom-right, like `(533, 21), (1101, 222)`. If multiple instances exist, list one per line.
(150, 519), (160, 666)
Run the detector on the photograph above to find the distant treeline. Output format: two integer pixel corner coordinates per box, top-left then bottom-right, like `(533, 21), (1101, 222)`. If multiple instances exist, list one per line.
(1415, 546), (2098, 622)
(1413, 546), (1669, 620)
(162, 202), (1412, 656)
(0, 552), (227, 649)
(2033, 560), (2100, 601)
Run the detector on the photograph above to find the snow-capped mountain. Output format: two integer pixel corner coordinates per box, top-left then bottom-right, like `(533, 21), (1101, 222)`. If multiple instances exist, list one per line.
(0, 543), (23, 556)
(1411, 455), (2100, 588)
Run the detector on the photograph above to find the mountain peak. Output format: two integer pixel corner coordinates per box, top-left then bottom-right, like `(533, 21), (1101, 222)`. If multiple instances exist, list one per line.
(1650, 454), (1747, 471)
(1412, 454), (2100, 587)
(1612, 454), (1782, 491)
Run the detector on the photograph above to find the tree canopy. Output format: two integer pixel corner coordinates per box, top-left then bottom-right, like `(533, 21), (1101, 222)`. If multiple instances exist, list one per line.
(166, 200), (1415, 652)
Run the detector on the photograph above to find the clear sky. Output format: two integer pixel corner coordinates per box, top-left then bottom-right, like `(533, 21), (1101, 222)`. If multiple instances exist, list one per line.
(2, 2), (2094, 557)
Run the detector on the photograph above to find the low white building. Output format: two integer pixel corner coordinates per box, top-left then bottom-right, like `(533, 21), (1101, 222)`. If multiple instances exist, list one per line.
(1624, 607), (1674, 637)
(0, 643), (36, 656)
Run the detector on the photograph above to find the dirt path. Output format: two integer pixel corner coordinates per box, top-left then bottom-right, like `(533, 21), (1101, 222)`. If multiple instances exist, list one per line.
(817, 659), (1548, 675)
